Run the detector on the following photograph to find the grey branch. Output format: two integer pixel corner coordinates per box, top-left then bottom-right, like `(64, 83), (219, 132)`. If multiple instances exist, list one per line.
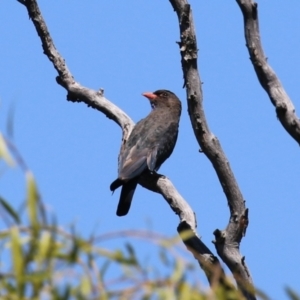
(22, 0), (133, 141)
(236, 0), (300, 145)
(169, 0), (256, 298)
(17, 0), (227, 290)
(139, 172), (231, 288)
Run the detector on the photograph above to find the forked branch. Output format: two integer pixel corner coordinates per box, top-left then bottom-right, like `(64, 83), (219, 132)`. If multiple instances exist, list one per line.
(18, 0), (227, 289)
(169, 0), (256, 298)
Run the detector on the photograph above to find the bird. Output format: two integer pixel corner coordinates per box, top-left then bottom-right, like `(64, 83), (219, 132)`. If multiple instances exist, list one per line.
(110, 89), (182, 216)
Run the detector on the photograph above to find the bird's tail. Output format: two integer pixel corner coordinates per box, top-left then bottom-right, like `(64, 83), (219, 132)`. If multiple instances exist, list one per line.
(110, 178), (123, 192)
(116, 179), (138, 216)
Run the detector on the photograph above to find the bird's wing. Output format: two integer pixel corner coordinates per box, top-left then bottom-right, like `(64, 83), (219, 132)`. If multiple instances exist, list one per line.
(146, 146), (158, 172)
(119, 145), (148, 180)
(119, 144), (159, 180)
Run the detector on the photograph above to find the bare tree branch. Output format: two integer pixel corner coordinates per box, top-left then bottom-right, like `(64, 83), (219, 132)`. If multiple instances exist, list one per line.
(169, 0), (256, 298)
(17, 0), (230, 290)
(139, 173), (232, 289)
(22, 0), (134, 141)
(236, 0), (300, 145)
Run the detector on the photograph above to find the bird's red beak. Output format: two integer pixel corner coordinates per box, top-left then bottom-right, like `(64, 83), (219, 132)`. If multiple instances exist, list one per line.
(142, 92), (157, 100)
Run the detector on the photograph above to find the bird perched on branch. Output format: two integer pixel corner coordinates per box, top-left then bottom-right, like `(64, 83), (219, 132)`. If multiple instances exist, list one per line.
(110, 89), (182, 216)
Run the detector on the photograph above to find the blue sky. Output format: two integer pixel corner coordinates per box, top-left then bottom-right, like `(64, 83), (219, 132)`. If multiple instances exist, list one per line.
(1, 1), (300, 299)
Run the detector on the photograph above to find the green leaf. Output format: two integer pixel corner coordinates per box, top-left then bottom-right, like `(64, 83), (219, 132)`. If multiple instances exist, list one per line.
(125, 242), (135, 257)
(26, 171), (39, 229)
(125, 242), (139, 266)
(176, 281), (191, 299)
(157, 287), (175, 300)
(52, 285), (71, 300)
(286, 287), (300, 300)
(0, 230), (9, 239)
(170, 259), (184, 282)
(10, 226), (25, 296)
(0, 196), (20, 224)
(80, 275), (91, 297)
(100, 260), (110, 279)
(69, 237), (79, 263)
(24, 271), (50, 283)
(159, 247), (171, 266)
(110, 249), (137, 265)
(0, 133), (14, 166)
(36, 231), (52, 263)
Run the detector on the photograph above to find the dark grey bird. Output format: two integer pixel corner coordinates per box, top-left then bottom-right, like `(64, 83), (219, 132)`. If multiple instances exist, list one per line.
(110, 89), (181, 216)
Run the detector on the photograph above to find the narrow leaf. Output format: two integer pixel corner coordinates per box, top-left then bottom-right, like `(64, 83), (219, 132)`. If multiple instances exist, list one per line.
(0, 196), (20, 224)
(36, 231), (52, 263)
(0, 133), (14, 166)
(286, 287), (300, 300)
(26, 171), (39, 229)
(10, 226), (25, 295)
(100, 260), (110, 279)
(171, 260), (184, 282)
(80, 275), (91, 297)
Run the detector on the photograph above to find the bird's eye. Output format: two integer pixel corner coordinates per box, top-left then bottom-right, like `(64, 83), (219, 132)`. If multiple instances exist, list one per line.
(161, 92), (168, 97)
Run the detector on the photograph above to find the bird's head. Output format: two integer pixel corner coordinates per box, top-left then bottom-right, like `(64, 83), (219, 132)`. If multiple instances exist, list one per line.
(142, 89), (181, 111)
